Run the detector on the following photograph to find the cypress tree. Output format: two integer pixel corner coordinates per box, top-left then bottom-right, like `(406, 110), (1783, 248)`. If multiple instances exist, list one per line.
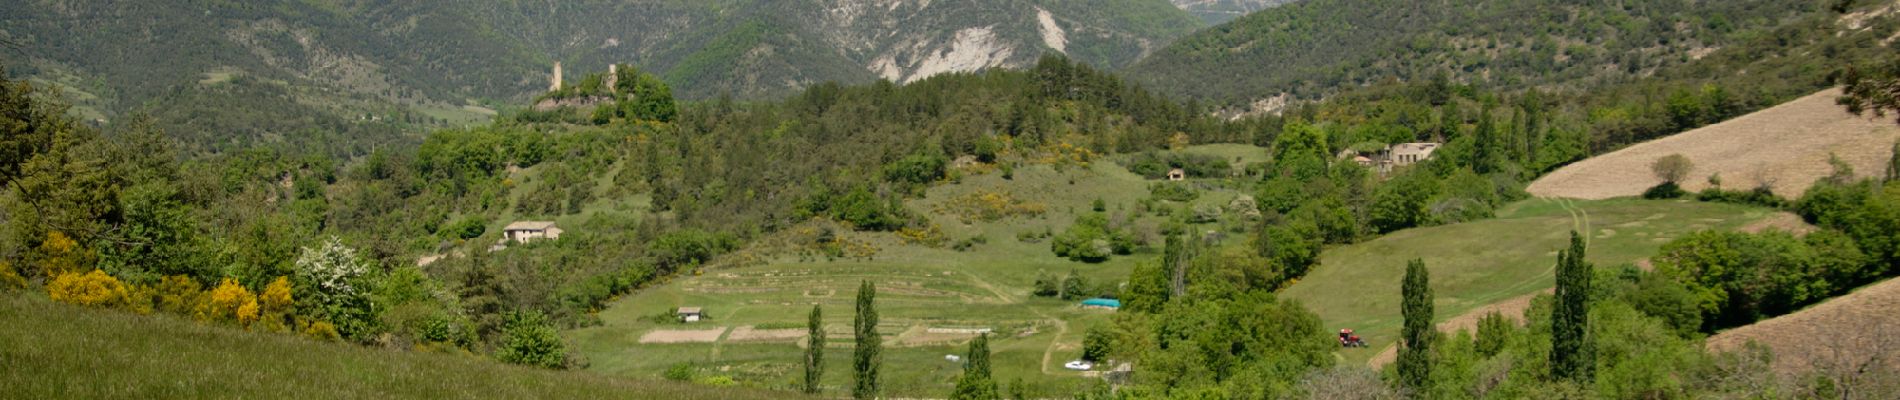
(950, 334), (998, 400)
(1551, 231), (1596, 382)
(1885, 139), (1899, 182)
(1398, 258), (1434, 392)
(853, 280), (881, 399)
(804, 304), (824, 394)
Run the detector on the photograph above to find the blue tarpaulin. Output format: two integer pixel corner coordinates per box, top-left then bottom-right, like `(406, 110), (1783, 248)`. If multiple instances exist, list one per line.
(1081, 298), (1121, 308)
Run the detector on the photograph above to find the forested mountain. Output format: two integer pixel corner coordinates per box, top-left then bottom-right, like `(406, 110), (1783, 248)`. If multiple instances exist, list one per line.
(1169, 0), (1297, 24)
(1131, 0), (1900, 114)
(0, 0), (1201, 153)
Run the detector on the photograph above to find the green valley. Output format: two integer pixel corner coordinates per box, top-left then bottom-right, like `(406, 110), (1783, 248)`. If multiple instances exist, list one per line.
(6, 0), (1900, 399)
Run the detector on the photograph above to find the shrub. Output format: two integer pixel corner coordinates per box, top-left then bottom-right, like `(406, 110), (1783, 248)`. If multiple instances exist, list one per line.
(1032, 271), (1059, 297)
(1051, 214), (1135, 262)
(650, 229), (738, 270)
(47, 270), (128, 307)
(1148, 183), (1199, 202)
(883, 154), (948, 185)
(293, 237), (375, 340)
(443, 216), (488, 240)
(202, 278), (258, 325)
(1642, 182), (1687, 199)
(0, 262), (24, 289)
(1651, 154), (1694, 183)
(1695, 186), (1786, 208)
(1082, 328), (1112, 361)
(155, 275), (205, 314)
(496, 311), (569, 369)
(664, 363), (697, 381)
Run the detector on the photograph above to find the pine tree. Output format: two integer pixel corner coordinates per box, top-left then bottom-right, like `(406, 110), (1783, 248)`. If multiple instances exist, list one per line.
(950, 334), (998, 400)
(804, 304), (825, 394)
(1398, 258), (1434, 393)
(1550, 231), (1596, 382)
(853, 280), (881, 399)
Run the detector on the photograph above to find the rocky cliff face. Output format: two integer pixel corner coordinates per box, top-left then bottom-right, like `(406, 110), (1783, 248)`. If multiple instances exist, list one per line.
(0, 0), (1201, 128)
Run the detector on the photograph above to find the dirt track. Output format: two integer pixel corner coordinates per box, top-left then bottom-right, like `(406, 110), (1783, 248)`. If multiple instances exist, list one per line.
(1528, 88), (1900, 200)
(1708, 278), (1900, 375)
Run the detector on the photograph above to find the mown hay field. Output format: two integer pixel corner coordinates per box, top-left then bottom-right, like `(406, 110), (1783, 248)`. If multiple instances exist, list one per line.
(1708, 277), (1900, 375)
(1529, 88), (1900, 200)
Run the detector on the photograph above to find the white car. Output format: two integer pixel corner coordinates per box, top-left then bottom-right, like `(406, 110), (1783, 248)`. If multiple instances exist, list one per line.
(1063, 360), (1094, 371)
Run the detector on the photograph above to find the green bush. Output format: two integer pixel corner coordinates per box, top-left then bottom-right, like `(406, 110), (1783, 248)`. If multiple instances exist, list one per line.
(1148, 183), (1199, 202)
(1050, 214), (1134, 263)
(1642, 182), (1687, 199)
(495, 311), (568, 369)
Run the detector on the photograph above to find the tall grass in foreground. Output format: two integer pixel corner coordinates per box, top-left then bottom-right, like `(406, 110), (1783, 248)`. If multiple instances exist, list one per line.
(0, 293), (803, 399)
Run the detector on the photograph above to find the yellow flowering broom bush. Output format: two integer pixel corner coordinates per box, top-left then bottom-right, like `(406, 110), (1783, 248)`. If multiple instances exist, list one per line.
(47, 269), (128, 307)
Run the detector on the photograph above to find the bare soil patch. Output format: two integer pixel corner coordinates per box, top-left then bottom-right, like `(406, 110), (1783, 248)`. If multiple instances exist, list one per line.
(893, 325), (985, 347)
(725, 326), (805, 343)
(1528, 88), (1900, 200)
(1708, 278), (1900, 375)
(1738, 212), (1818, 235)
(638, 327), (729, 344)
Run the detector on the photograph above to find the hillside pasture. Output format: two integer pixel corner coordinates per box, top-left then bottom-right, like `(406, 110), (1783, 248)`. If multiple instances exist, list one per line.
(1282, 198), (1790, 366)
(1528, 88), (1900, 200)
(0, 294), (800, 400)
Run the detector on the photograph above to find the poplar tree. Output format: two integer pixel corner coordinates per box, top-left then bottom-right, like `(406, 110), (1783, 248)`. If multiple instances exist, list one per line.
(950, 333), (998, 400)
(1399, 258), (1434, 392)
(853, 280), (881, 399)
(1551, 231), (1596, 382)
(804, 304), (824, 394)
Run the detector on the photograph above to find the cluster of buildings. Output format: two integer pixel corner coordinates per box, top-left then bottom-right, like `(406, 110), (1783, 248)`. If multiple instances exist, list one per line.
(1337, 142), (1440, 173)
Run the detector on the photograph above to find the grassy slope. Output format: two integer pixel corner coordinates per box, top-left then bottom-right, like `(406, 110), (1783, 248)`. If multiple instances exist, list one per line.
(0, 293), (800, 400)
(1283, 198), (1784, 365)
(570, 147), (1257, 397)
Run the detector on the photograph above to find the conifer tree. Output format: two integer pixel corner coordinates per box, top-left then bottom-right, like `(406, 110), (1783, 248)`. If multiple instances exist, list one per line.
(1885, 140), (1898, 182)
(1398, 258), (1434, 392)
(1551, 231), (1596, 382)
(950, 333), (998, 400)
(805, 304), (824, 394)
(853, 280), (881, 399)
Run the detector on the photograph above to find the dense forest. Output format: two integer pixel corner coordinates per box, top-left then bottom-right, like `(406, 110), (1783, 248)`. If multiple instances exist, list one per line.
(1130, 0), (1898, 114)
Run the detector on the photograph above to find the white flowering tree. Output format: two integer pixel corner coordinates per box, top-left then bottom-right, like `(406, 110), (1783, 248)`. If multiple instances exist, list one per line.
(293, 236), (376, 338)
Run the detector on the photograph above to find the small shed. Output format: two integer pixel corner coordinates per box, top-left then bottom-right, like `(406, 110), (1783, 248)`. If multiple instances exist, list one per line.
(1166, 168), (1187, 181)
(1081, 298), (1122, 309)
(503, 221), (563, 243)
(678, 307), (704, 322)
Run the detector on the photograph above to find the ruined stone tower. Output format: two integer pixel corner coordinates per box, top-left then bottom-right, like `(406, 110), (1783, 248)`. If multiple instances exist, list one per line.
(550, 62), (563, 91)
(606, 64), (619, 90)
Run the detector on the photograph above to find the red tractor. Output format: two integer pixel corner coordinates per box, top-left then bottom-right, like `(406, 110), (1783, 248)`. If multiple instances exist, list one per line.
(1338, 329), (1368, 348)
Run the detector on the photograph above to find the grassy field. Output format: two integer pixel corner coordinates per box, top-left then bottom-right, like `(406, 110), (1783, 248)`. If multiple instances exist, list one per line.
(1283, 197), (1791, 366)
(0, 293), (803, 400)
(570, 147), (1259, 397)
